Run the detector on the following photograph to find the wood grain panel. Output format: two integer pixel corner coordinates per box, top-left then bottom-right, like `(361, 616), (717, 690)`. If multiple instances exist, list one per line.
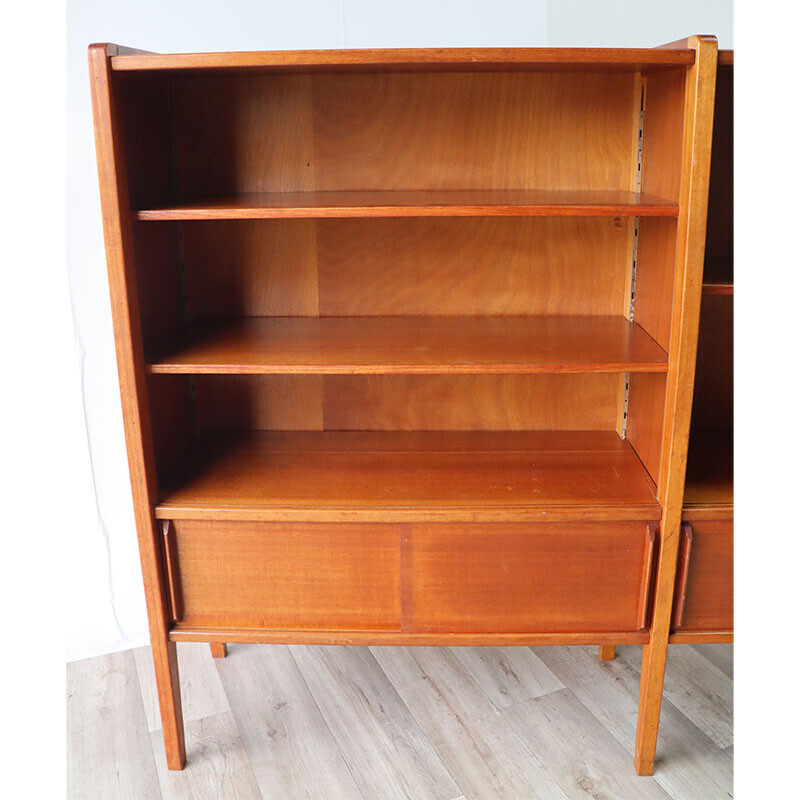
(323, 374), (621, 431)
(672, 520), (733, 633)
(635, 218), (677, 350)
(162, 71), (643, 200)
(641, 69), (686, 202)
(171, 73), (315, 198)
(194, 374), (323, 432)
(156, 430), (659, 522)
(181, 220), (319, 318)
(146, 316), (668, 375)
(318, 217), (631, 316)
(312, 72), (639, 192)
(626, 373), (666, 485)
(147, 375), (194, 483)
(407, 522), (656, 633)
(169, 520), (401, 630)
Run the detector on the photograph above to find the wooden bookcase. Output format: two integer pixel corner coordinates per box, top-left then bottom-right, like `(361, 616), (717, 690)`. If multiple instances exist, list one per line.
(89, 37), (718, 775)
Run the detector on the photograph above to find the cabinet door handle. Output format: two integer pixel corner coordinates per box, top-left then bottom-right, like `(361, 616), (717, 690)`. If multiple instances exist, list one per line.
(637, 525), (658, 630)
(671, 522), (694, 630)
(161, 520), (183, 623)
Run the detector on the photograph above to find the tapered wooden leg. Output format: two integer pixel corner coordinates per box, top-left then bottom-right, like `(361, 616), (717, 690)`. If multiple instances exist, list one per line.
(210, 642), (228, 659)
(152, 639), (186, 770)
(634, 640), (669, 776)
(598, 644), (616, 661)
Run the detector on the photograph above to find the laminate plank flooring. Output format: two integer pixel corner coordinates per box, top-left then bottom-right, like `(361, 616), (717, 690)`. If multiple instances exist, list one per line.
(68, 643), (733, 799)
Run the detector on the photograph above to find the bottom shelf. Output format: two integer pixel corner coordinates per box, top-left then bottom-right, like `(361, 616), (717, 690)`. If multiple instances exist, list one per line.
(157, 430), (659, 522)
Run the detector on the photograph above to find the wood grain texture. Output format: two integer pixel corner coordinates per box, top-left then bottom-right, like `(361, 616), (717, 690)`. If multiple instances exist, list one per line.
(69, 642), (732, 799)
(626, 372), (667, 484)
(503, 689), (672, 800)
(187, 372), (621, 433)
(111, 46), (695, 73)
(150, 712), (261, 799)
(162, 71), (644, 199)
(536, 645), (733, 799)
(370, 646), (568, 800)
(317, 217), (633, 317)
(168, 520), (401, 630)
(134, 643), (229, 733)
(178, 216), (638, 320)
(635, 218), (677, 351)
(146, 316), (668, 375)
(214, 644), (364, 798)
(634, 35), (718, 776)
(323, 374), (622, 432)
(156, 430), (659, 523)
(88, 42), (186, 769)
(68, 650), (162, 799)
(623, 645), (733, 750)
(599, 644), (616, 661)
(671, 519), (733, 634)
(209, 643), (227, 659)
(407, 522), (657, 633)
(290, 645), (460, 800)
(136, 190), (679, 219)
(171, 628), (649, 646)
(450, 646), (564, 708)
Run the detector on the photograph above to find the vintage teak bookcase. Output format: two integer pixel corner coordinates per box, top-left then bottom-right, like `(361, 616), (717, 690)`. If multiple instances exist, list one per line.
(89, 37), (719, 775)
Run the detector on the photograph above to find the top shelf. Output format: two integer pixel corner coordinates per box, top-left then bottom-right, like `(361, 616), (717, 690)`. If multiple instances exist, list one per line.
(134, 190), (679, 221)
(111, 46), (695, 75)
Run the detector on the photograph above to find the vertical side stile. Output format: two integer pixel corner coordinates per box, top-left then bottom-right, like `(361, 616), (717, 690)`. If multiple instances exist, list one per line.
(88, 43), (186, 770)
(633, 35), (718, 776)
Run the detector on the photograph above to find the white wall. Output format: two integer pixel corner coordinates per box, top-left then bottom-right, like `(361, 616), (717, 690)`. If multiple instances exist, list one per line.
(65, 0), (731, 661)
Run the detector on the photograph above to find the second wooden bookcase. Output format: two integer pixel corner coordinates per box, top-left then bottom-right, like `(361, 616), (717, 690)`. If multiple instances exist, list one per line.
(90, 37), (718, 775)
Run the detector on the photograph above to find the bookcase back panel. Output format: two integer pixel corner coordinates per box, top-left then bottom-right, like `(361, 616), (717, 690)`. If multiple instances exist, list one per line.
(191, 373), (621, 433)
(168, 71), (641, 198)
(703, 62), (733, 285)
(690, 294), (733, 429)
(180, 217), (632, 318)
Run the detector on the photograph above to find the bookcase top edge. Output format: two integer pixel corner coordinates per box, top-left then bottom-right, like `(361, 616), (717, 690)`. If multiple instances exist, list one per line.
(107, 46), (696, 74)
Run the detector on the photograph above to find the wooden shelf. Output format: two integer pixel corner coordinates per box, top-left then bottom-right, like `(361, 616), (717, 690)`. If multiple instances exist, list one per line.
(156, 430), (660, 522)
(133, 190), (679, 221)
(702, 282), (733, 295)
(684, 428), (733, 509)
(146, 316), (668, 375)
(111, 46), (695, 74)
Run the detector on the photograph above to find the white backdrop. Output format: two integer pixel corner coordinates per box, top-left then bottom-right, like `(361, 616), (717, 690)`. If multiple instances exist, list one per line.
(65, 0), (732, 661)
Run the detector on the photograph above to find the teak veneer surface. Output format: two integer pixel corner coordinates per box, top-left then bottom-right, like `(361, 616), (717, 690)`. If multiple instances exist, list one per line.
(146, 316), (668, 375)
(134, 190), (678, 220)
(155, 430), (660, 522)
(111, 46), (695, 73)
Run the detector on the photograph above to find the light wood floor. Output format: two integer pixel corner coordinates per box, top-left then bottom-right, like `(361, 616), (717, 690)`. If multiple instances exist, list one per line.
(67, 642), (733, 799)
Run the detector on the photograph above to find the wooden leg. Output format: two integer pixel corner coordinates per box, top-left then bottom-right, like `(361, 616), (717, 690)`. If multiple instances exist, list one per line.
(210, 642), (228, 659)
(634, 641), (670, 775)
(152, 639), (186, 770)
(598, 644), (615, 661)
